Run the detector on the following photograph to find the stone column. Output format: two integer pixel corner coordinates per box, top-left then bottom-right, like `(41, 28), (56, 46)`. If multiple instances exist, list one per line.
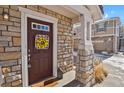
(113, 36), (118, 53)
(113, 19), (118, 53)
(76, 14), (95, 87)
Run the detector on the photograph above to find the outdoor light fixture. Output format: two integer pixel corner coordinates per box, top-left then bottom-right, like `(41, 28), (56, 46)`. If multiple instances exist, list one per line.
(3, 12), (9, 20)
(80, 13), (83, 16)
(73, 33), (76, 35)
(73, 30), (76, 35)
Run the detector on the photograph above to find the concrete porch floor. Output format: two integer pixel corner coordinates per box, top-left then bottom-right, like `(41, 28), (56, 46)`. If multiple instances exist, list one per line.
(64, 53), (124, 87)
(64, 80), (85, 87)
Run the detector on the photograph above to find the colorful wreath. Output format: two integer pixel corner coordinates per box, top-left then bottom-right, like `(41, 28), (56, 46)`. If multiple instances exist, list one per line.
(35, 35), (49, 49)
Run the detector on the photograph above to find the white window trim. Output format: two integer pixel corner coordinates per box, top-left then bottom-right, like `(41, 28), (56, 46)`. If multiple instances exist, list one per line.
(19, 7), (58, 87)
(91, 34), (117, 38)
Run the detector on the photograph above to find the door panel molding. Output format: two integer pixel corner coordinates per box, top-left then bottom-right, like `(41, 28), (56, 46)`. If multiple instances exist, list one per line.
(27, 17), (53, 85)
(19, 7), (58, 87)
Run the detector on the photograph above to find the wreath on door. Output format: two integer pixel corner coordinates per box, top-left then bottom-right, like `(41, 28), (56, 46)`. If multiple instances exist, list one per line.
(35, 34), (49, 49)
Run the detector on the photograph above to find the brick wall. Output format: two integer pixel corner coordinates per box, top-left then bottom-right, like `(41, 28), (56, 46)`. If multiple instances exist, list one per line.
(0, 5), (73, 87)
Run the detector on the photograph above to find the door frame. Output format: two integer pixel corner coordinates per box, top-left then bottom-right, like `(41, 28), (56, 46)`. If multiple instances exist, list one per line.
(19, 7), (58, 87)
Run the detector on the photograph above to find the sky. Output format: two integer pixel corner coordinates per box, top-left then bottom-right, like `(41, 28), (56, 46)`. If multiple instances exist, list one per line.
(103, 5), (124, 24)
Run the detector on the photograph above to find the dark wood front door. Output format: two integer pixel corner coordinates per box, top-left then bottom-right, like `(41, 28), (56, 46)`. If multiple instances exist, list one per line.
(27, 17), (53, 85)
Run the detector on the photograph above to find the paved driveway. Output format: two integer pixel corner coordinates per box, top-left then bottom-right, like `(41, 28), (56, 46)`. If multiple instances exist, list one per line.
(94, 54), (124, 87)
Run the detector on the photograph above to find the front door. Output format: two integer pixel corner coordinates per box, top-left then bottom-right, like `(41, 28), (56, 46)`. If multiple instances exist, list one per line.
(27, 17), (53, 85)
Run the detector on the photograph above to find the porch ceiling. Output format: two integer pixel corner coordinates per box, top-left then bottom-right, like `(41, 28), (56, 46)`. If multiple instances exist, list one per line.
(42, 5), (103, 23)
(87, 5), (103, 21)
(62, 5), (103, 21)
(42, 5), (79, 18)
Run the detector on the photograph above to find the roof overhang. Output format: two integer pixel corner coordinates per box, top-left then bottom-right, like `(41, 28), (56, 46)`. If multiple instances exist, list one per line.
(42, 5), (79, 18)
(42, 5), (103, 22)
(85, 5), (103, 21)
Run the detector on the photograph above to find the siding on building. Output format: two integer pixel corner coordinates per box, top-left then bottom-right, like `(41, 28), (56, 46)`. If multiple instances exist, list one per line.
(92, 17), (120, 53)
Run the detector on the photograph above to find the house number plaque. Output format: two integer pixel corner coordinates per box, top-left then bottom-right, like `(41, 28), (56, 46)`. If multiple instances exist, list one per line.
(35, 34), (49, 49)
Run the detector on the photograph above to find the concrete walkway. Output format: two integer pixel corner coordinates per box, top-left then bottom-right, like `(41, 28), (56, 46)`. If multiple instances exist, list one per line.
(94, 54), (124, 87)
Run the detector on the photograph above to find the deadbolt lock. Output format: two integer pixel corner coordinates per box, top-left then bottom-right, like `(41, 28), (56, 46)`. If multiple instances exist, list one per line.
(28, 64), (31, 68)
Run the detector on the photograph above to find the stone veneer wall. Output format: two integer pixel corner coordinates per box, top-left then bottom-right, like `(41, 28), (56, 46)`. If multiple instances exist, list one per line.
(76, 44), (95, 87)
(0, 5), (73, 87)
(92, 36), (114, 53)
(0, 5), (22, 87)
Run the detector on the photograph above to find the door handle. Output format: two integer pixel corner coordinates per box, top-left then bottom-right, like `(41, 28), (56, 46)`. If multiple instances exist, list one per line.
(28, 49), (31, 61)
(28, 64), (31, 68)
(28, 49), (30, 52)
(28, 54), (31, 61)
(28, 54), (31, 57)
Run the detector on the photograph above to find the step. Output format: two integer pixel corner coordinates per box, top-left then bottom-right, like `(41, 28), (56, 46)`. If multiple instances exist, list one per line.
(31, 77), (59, 87)
(45, 81), (58, 87)
(31, 81), (44, 87)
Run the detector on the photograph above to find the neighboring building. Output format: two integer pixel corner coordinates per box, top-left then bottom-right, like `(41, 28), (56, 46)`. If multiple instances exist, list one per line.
(92, 17), (121, 53)
(119, 25), (124, 52)
(0, 5), (103, 87)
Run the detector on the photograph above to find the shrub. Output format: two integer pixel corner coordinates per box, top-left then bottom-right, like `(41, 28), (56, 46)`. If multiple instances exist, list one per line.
(94, 59), (108, 84)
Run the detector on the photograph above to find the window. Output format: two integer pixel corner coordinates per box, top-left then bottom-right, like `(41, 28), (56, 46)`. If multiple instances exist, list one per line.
(87, 22), (90, 40)
(96, 22), (105, 32)
(32, 22), (49, 31)
(32, 23), (37, 29)
(105, 20), (114, 29)
(107, 21), (113, 27)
